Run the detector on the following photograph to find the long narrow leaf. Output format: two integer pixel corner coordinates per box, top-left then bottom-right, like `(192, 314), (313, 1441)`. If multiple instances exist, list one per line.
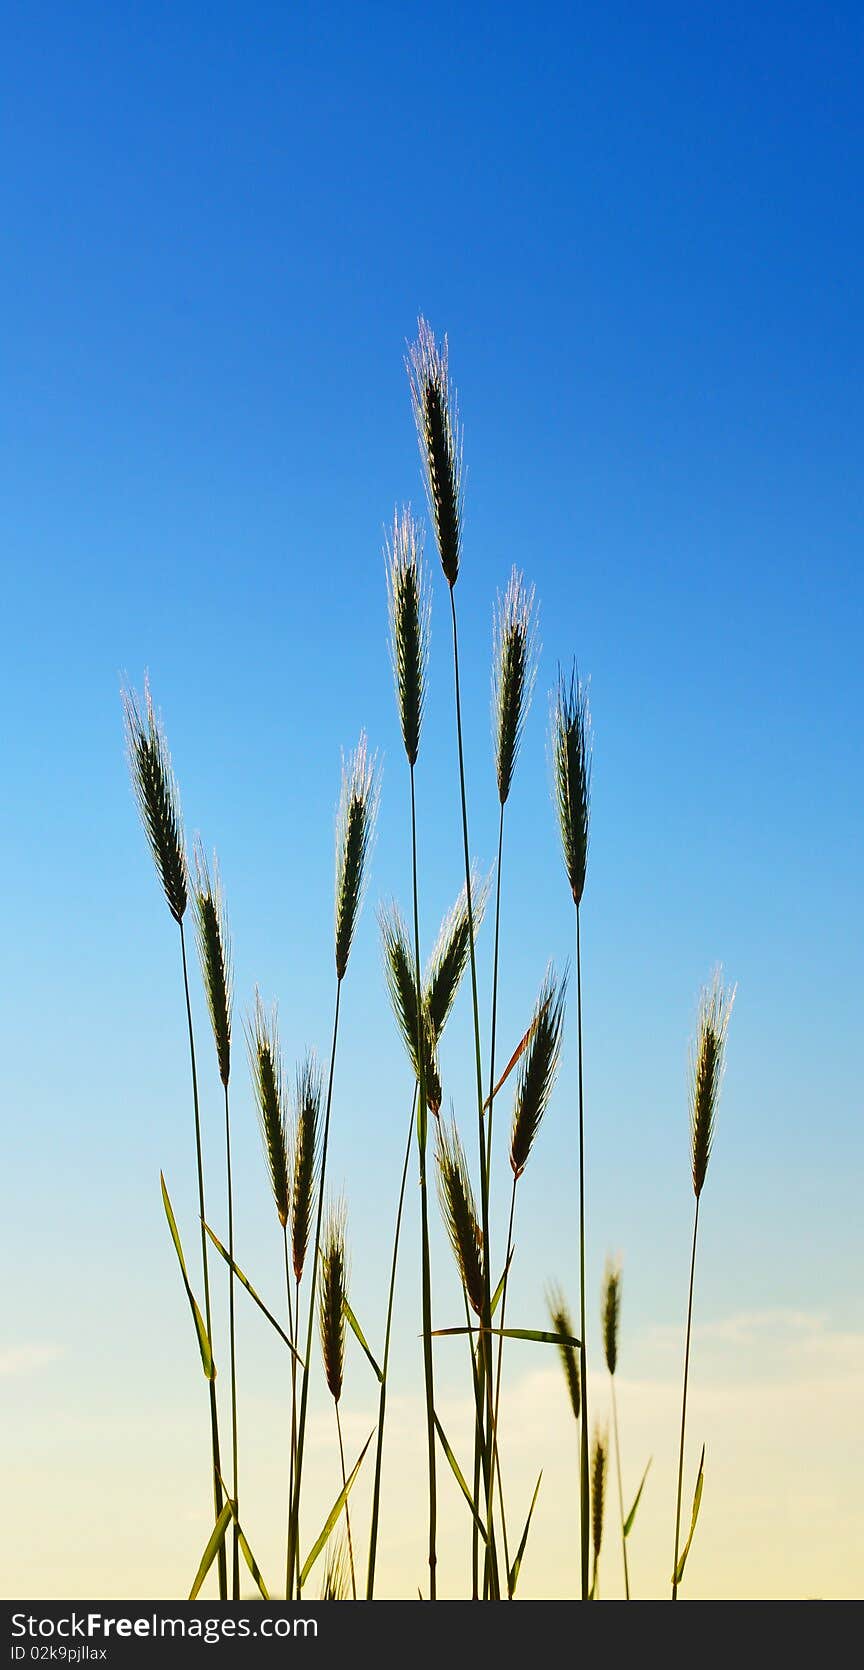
(217, 1472), (271, 1600)
(204, 1221), (303, 1365)
(490, 1250), (514, 1318)
(482, 1001), (550, 1112)
(623, 1457), (652, 1538)
(299, 1429), (375, 1586)
(672, 1445), (705, 1584)
(430, 1325), (580, 1349)
(161, 1174), (214, 1381)
(434, 1414), (488, 1545)
(188, 1502), (232, 1600)
(509, 1472), (543, 1596)
(344, 1299), (383, 1383)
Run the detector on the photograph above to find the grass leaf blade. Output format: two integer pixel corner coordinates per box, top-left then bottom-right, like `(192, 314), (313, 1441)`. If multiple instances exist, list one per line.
(433, 1414), (488, 1545)
(188, 1502), (232, 1600)
(672, 1445), (705, 1584)
(204, 1221), (303, 1365)
(623, 1457), (652, 1538)
(299, 1429), (374, 1587)
(161, 1174), (214, 1381)
(343, 1299), (383, 1383)
(508, 1471), (542, 1596)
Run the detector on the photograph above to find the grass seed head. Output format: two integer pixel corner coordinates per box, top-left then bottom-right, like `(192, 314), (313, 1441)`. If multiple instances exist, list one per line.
(552, 664), (592, 908)
(123, 680), (188, 924)
(320, 1536), (350, 1600)
(379, 902), (442, 1114)
(246, 993), (290, 1227)
(493, 569), (538, 806)
(591, 1425), (608, 1565)
(436, 1117), (484, 1316)
(292, 1052), (322, 1284)
(387, 507), (430, 768)
(690, 969), (736, 1198)
(509, 964), (567, 1179)
(193, 843), (232, 1087)
(424, 871), (490, 1045)
(318, 1197), (348, 1403)
(601, 1258), (621, 1378)
(335, 734), (380, 981)
(407, 317), (462, 588)
(547, 1284), (581, 1423)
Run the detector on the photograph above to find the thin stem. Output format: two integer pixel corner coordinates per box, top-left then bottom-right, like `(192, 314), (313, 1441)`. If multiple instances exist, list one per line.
(489, 1173), (516, 1594)
(282, 1224), (297, 1600)
(485, 801), (505, 1182)
(224, 1080), (239, 1601)
(462, 1290), (499, 1598)
(287, 978), (342, 1598)
(409, 765), (437, 1600)
(575, 902), (589, 1601)
(672, 1195), (700, 1600)
(610, 1377), (630, 1600)
(366, 1088), (416, 1598)
(449, 587), (497, 1595)
(335, 1401), (357, 1599)
(179, 920), (226, 1601)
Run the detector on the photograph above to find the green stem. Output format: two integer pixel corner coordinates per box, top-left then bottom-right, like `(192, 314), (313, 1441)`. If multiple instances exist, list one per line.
(335, 1400), (357, 1599)
(610, 1376), (629, 1599)
(366, 1089), (416, 1598)
(672, 1195), (700, 1600)
(489, 1173), (516, 1593)
(410, 763), (437, 1600)
(449, 587), (497, 1596)
(462, 1291), (499, 1597)
(575, 902), (589, 1601)
(179, 919), (226, 1601)
(287, 978), (342, 1597)
(223, 1080), (239, 1601)
(283, 1224), (297, 1600)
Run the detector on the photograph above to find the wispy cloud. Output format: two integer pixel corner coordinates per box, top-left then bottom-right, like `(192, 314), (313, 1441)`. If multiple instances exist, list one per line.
(0, 1343), (62, 1378)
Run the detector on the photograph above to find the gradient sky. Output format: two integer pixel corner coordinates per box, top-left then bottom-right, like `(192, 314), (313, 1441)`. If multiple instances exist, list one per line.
(1, 1), (862, 1600)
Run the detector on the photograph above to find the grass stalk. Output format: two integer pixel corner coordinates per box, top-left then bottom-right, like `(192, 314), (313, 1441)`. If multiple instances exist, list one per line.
(335, 1401), (357, 1599)
(575, 903), (589, 1600)
(409, 764), (437, 1600)
(672, 1196), (699, 1599)
(282, 1223), (297, 1598)
(610, 1377), (629, 1599)
(366, 1089), (416, 1597)
(223, 1079), (239, 1600)
(179, 919), (227, 1601)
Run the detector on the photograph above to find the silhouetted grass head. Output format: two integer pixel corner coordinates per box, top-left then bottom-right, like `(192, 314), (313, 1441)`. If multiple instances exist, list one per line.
(436, 1117), (484, 1317)
(424, 872), (489, 1045)
(193, 843), (232, 1088)
(547, 1284), (581, 1423)
(591, 1427), (608, 1565)
(318, 1197), (348, 1404)
(510, 964), (567, 1179)
(379, 902), (442, 1114)
(407, 318), (462, 589)
(601, 1258), (621, 1378)
(552, 664), (592, 908)
(246, 994), (290, 1227)
(123, 680), (188, 924)
(493, 569), (538, 806)
(320, 1537), (349, 1600)
(387, 507), (430, 769)
(690, 970), (735, 1198)
(335, 734), (380, 981)
(292, 1052), (322, 1284)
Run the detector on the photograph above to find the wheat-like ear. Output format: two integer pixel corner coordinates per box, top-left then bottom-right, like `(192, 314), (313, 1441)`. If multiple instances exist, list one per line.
(291, 1052), (322, 1284)
(509, 964), (567, 1179)
(335, 734), (380, 981)
(123, 679), (188, 923)
(690, 970), (736, 1198)
(193, 842), (232, 1087)
(320, 1535), (350, 1600)
(547, 1284), (581, 1423)
(552, 664), (592, 908)
(591, 1426), (608, 1564)
(493, 568), (538, 806)
(424, 871), (490, 1044)
(407, 317), (462, 589)
(387, 507), (430, 768)
(246, 993), (290, 1227)
(601, 1258), (621, 1378)
(435, 1117), (484, 1317)
(318, 1197), (348, 1404)
(379, 902), (442, 1114)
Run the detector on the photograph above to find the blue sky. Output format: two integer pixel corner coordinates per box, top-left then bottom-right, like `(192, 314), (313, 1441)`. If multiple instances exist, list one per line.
(1, 1), (862, 1597)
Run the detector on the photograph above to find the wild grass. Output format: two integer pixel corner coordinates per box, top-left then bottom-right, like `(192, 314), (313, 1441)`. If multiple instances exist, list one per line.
(124, 317), (736, 1603)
